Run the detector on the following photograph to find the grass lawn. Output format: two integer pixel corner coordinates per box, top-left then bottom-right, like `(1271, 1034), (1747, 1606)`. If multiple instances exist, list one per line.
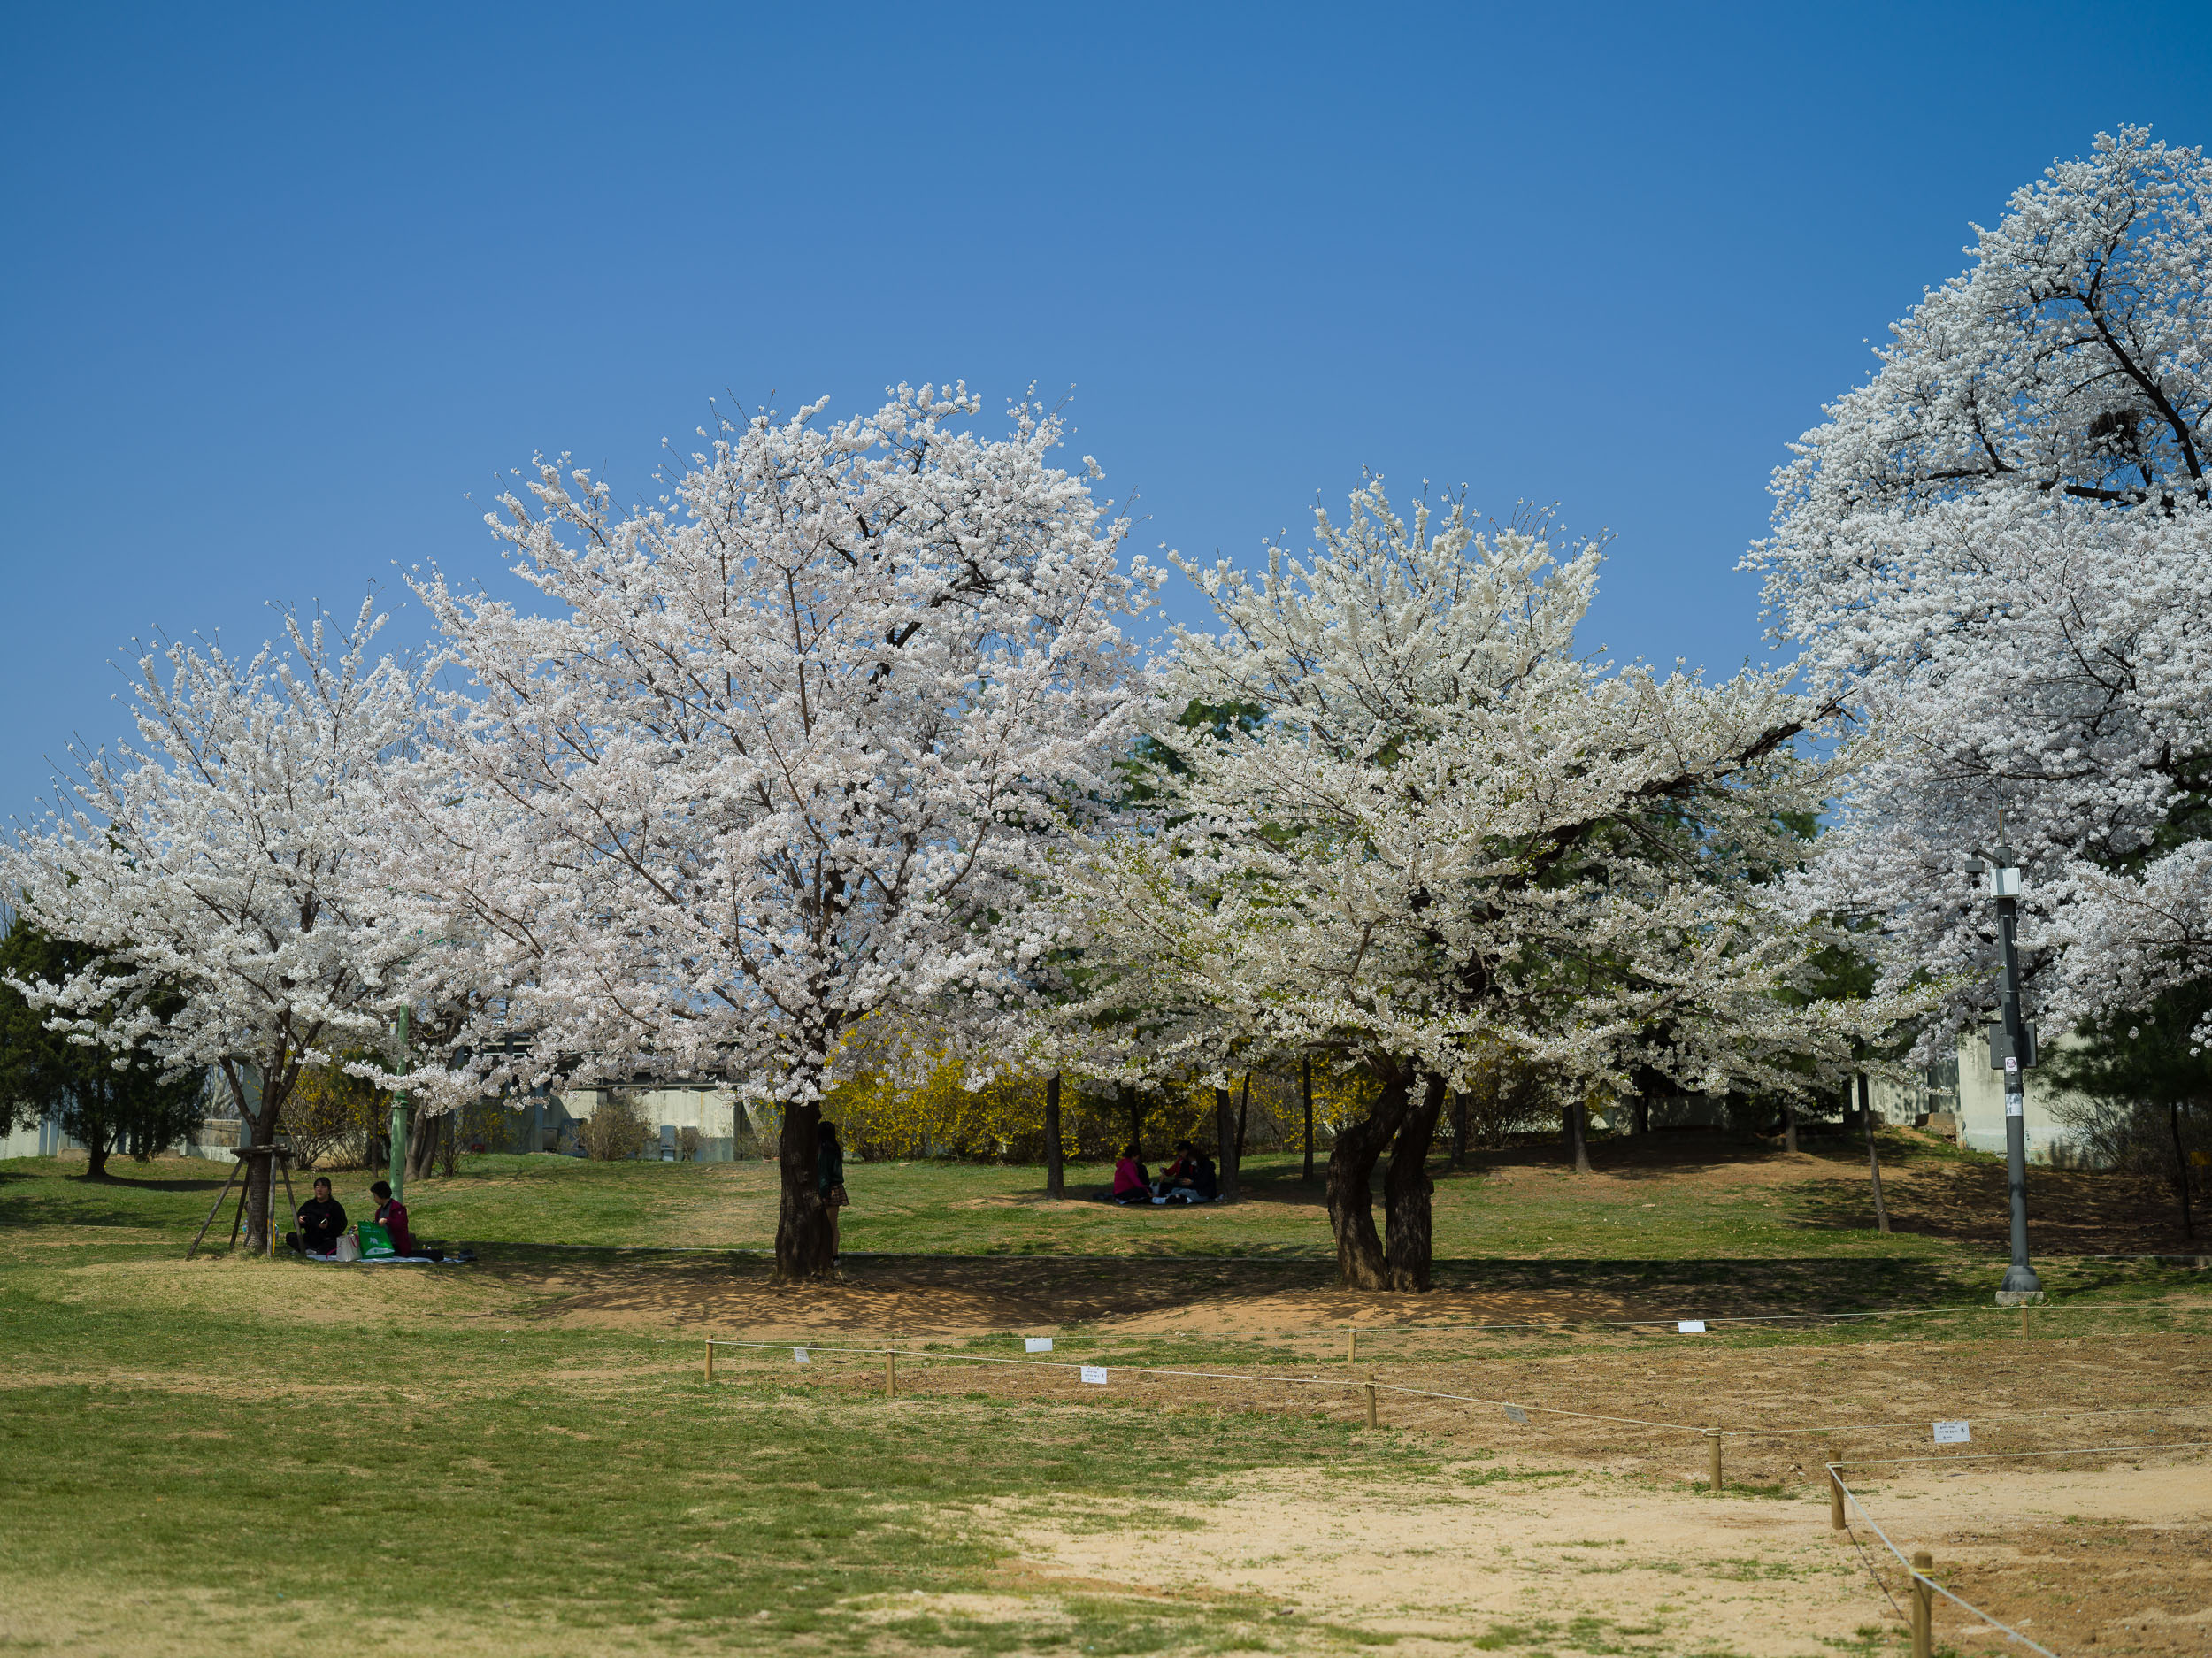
(3, 1139), (2204, 1655)
(15, 1122), (2160, 1266)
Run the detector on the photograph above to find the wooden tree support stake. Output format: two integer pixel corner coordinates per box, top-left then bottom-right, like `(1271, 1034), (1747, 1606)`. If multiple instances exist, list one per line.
(1829, 1469), (1846, 1531)
(703, 1340), (714, 1384)
(1910, 1550), (1933, 1658)
(885, 1352), (896, 1400)
(1707, 1430), (1724, 1492)
(184, 1155), (249, 1260)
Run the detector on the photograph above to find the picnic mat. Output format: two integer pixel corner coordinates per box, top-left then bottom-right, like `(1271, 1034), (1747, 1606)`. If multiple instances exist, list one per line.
(300, 1254), (469, 1266)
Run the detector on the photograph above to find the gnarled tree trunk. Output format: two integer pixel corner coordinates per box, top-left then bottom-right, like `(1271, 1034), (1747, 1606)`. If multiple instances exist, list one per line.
(1325, 1063), (1413, 1289)
(774, 1094), (833, 1281)
(1383, 1073), (1448, 1291)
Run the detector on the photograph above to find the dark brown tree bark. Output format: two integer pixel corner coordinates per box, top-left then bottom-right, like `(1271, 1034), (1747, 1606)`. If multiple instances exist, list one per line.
(1383, 1073), (1448, 1291)
(1781, 1098), (1800, 1154)
(1214, 1085), (1240, 1200)
(1234, 1071), (1250, 1167)
(1632, 1096), (1650, 1136)
(1565, 1098), (1593, 1174)
(82, 1139), (112, 1180)
(1302, 1055), (1316, 1183)
(1043, 1072), (1064, 1200)
(1125, 1087), (1142, 1160)
(1326, 1063), (1414, 1289)
(774, 1095), (833, 1280)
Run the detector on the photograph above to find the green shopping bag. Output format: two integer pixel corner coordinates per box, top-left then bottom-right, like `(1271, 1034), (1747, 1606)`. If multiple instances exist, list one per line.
(357, 1221), (396, 1259)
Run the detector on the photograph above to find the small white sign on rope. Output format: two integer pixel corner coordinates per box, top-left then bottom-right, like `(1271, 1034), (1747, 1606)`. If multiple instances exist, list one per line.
(1677, 1320), (1708, 1334)
(1079, 1365), (1109, 1386)
(793, 1347), (810, 1366)
(1933, 1419), (1971, 1444)
(1504, 1405), (1529, 1424)
(1025, 1337), (1055, 1353)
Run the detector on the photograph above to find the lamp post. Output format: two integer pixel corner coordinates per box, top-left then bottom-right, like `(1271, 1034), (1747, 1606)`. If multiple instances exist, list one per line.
(1976, 842), (2043, 1304)
(388, 1002), (411, 1203)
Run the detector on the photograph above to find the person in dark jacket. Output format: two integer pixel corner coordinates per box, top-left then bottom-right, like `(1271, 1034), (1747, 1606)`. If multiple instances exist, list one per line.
(817, 1119), (848, 1262)
(286, 1177), (346, 1255)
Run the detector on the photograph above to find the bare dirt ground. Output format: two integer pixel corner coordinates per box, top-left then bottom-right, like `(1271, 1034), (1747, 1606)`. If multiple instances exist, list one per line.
(974, 1451), (2212, 1656)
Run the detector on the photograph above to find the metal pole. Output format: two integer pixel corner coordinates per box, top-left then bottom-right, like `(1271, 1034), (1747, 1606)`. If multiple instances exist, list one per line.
(388, 1003), (411, 1203)
(1990, 847), (2042, 1301)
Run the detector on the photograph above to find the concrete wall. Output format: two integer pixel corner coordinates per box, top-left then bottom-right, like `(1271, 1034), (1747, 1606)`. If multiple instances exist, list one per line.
(550, 1085), (774, 1161)
(1863, 1032), (2091, 1165)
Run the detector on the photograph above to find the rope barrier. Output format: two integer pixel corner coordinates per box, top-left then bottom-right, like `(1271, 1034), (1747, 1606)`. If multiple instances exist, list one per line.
(1824, 1441), (2206, 1469)
(704, 1338), (2211, 1446)
(1829, 1463), (2063, 1658)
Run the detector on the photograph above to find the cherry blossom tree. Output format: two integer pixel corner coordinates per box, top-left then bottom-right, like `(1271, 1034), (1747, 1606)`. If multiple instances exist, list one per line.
(1059, 483), (1896, 1289)
(413, 386), (1152, 1279)
(1749, 126), (2212, 1052)
(2, 602), (438, 1251)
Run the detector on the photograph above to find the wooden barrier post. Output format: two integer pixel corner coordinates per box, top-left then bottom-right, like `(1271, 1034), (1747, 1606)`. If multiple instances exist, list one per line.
(885, 1352), (896, 1400)
(2020, 1303), (2029, 1338)
(1348, 1329), (1357, 1364)
(1364, 1379), (1378, 1428)
(1707, 1430), (1723, 1492)
(703, 1340), (713, 1384)
(1829, 1468), (1846, 1530)
(1910, 1550), (1933, 1658)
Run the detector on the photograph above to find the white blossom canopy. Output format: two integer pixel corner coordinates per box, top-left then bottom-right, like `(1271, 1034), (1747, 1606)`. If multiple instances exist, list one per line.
(412, 387), (1155, 1105)
(1748, 126), (2212, 1051)
(1061, 482), (1895, 1100)
(1, 600), (434, 1125)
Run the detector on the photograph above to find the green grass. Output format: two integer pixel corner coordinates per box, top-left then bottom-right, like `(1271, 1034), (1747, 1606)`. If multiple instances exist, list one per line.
(3, 1148), (2206, 1655)
(0, 1279), (1394, 1654)
(0, 1128), (2011, 1262)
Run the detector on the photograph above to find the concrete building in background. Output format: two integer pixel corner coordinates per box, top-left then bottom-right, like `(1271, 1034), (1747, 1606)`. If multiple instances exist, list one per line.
(1864, 1032), (2090, 1165)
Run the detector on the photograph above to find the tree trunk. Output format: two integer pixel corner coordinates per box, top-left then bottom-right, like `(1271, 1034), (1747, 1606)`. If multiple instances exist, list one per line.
(1325, 1065), (1414, 1290)
(2170, 1101), (2195, 1240)
(1782, 1098), (1799, 1155)
(774, 1093), (833, 1280)
(1234, 1072), (1250, 1168)
(1214, 1086), (1240, 1201)
(1858, 1072), (1890, 1234)
(407, 1101), (441, 1182)
(1043, 1073), (1064, 1200)
(1302, 1055), (1315, 1183)
(1448, 1091), (1466, 1170)
(1633, 1096), (1650, 1136)
(1383, 1073), (1448, 1291)
(1125, 1087), (1141, 1161)
(83, 1135), (112, 1180)
(1565, 1098), (1592, 1175)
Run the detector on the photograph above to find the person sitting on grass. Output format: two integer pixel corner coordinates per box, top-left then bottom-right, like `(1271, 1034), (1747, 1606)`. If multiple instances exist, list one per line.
(286, 1177), (346, 1255)
(367, 1179), (443, 1260)
(1156, 1141), (1217, 1202)
(1108, 1144), (1151, 1204)
(1152, 1140), (1194, 1197)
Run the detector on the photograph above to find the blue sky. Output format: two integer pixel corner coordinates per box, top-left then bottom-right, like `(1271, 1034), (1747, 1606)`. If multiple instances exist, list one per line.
(5, 3), (2209, 825)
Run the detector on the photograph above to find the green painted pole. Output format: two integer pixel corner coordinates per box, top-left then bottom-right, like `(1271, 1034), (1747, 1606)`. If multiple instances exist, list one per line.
(388, 1003), (410, 1202)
